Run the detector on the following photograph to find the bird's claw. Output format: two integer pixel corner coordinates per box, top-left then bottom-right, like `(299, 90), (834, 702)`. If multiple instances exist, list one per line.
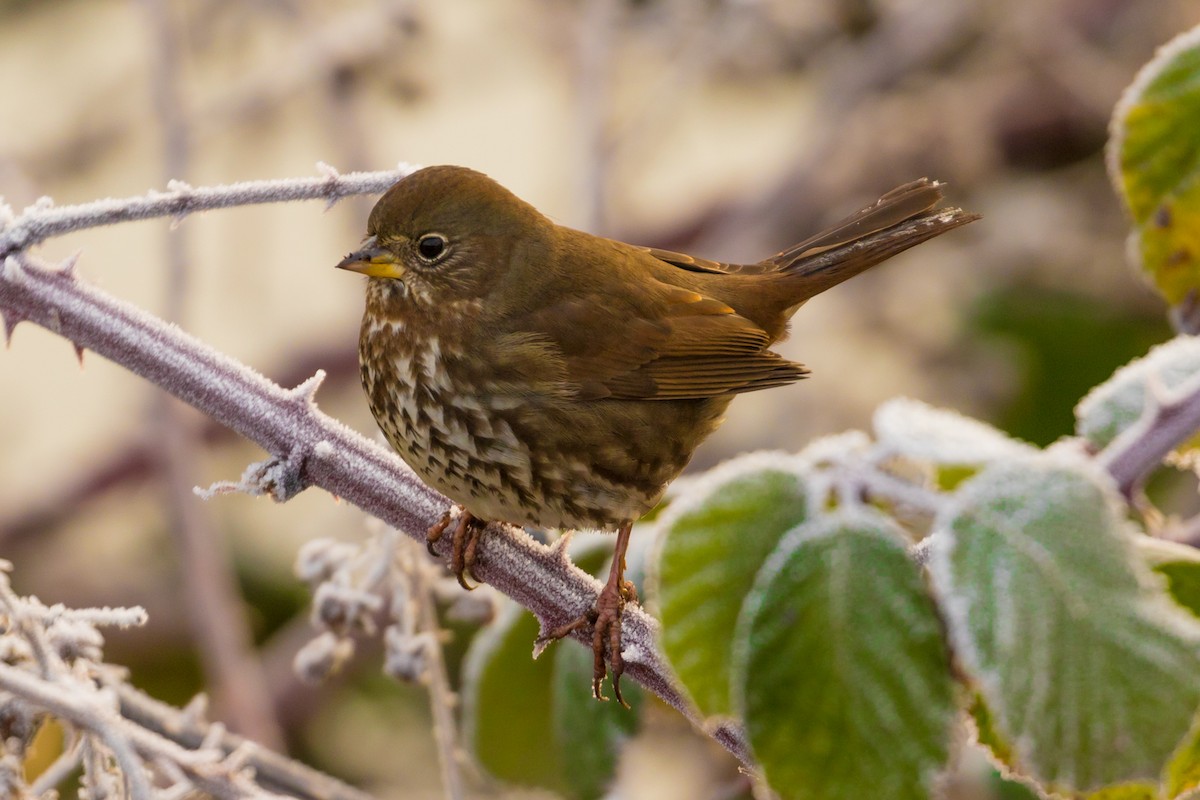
(425, 508), (485, 590)
(540, 577), (634, 708)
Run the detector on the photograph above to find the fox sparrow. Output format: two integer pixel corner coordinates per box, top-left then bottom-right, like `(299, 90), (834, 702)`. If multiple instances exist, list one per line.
(337, 165), (976, 702)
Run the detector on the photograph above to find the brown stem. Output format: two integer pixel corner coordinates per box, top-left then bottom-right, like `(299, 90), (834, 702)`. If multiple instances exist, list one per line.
(1096, 371), (1200, 498)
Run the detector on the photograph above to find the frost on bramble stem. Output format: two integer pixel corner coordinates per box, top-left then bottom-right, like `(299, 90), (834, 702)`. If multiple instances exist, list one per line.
(1076, 334), (1200, 449)
(0, 560), (279, 797)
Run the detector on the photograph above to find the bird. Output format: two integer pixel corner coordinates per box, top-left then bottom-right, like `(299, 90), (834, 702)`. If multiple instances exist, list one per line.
(336, 165), (977, 702)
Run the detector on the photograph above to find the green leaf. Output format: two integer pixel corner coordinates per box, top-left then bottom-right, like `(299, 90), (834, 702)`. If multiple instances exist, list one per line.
(985, 769), (1047, 800)
(1086, 785), (1160, 800)
(1075, 335), (1200, 449)
(970, 692), (1016, 771)
(460, 534), (644, 798)
(1110, 24), (1200, 304)
(930, 456), (1200, 791)
(733, 509), (955, 800)
(461, 603), (566, 793)
(651, 454), (808, 717)
(1139, 536), (1200, 620)
(551, 640), (642, 800)
(1168, 718), (1200, 799)
(873, 397), (1035, 466)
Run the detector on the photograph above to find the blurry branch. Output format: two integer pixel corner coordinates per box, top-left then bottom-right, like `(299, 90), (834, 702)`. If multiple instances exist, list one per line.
(291, 528), (470, 799)
(628, 0), (982, 254)
(397, 536), (469, 800)
(0, 344), (358, 550)
(192, 1), (417, 141)
(574, 0), (618, 232)
(0, 561), (371, 800)
(9, 2), (419, 191)
(139, 0), (284, 750)
(115, 685), (375, 800)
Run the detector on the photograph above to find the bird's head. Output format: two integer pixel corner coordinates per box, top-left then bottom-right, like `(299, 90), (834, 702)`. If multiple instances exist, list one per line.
(336, 165), (549, 309)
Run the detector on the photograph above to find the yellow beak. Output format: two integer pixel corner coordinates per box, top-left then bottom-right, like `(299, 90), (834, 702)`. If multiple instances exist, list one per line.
(335, 236), (406, 279)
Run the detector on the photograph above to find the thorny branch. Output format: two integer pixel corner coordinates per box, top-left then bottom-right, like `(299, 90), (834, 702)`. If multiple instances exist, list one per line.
(0, 160), (759, 763)
(0, 164), (412, 261)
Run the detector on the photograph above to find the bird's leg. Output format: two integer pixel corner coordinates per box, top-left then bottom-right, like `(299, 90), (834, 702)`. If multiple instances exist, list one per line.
(540, 521), (636, 707)
(425, 507), (486, 590)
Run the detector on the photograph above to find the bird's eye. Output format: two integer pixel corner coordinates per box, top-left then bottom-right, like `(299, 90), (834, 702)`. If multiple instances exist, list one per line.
(416, 234), (448, 262)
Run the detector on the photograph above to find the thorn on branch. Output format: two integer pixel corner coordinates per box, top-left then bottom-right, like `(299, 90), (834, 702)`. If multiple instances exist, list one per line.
(289, 370), (326, 406)
(548, 531), (573, 567)
(26, 197), (54, 214)
(317, 162), (344, 211)
(2, 314), (21, 347)
(59, 251), (81, 280)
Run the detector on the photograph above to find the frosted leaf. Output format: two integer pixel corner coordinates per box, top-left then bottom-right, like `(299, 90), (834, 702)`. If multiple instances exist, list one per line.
(1108, 23), (1200, 309)
(461, 602), (568, 791)
(793, 430), (871, 471)
(551, 636), (641, 800)
(651, 452), (808, 717)
(1076, 335), (1200, 448)
(733, 509), (954, 800)
(929, 452), (1200, 791)
(874, 397), (1035, 465)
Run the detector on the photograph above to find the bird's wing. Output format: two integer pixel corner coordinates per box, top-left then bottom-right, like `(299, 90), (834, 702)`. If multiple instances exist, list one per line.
(518, 284), (808, 401)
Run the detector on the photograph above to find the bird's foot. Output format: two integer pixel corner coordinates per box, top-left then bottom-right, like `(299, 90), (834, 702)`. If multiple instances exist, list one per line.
(540, 575), (637, 707)
(426, 508), (486, 590)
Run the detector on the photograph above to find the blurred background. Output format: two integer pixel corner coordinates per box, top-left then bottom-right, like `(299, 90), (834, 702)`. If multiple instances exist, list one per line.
(1, 0), (1198, 797)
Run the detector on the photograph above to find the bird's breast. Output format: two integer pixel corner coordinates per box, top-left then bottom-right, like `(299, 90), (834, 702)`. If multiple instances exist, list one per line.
(357, 309), (726, 531)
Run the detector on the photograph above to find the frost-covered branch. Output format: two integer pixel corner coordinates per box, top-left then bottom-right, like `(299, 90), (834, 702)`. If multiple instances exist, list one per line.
(114, 686), (375, 800)
(292, 527), (469, 799)
(0, 252), (749, 764)
(0, 164), (413, 260)
(1096, 369), (1200, 497)
(0, 561), (368, 799)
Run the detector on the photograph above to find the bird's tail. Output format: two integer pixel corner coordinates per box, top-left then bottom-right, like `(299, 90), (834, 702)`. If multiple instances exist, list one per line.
(769, 179), (979, 304)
